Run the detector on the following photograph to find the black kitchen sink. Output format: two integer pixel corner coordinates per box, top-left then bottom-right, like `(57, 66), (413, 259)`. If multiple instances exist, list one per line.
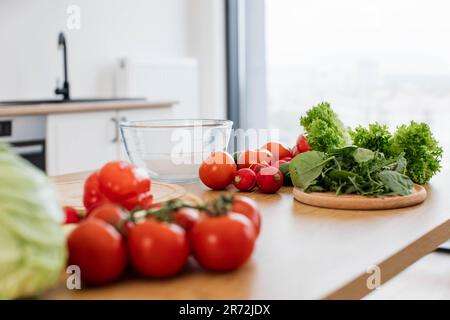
(0, 97), (146, 106)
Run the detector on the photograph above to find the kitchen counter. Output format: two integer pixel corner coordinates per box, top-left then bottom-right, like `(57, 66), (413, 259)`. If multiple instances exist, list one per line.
(43, 170), (450, 300)
(0, 100), (176, 117)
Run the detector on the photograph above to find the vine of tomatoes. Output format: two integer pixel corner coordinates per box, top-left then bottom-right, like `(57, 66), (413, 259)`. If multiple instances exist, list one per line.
(65, 161), (261, 286)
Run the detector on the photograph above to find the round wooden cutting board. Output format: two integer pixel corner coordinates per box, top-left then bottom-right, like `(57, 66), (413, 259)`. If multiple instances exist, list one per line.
(293, 184), (427, 210)
(52, 172), (186, 211)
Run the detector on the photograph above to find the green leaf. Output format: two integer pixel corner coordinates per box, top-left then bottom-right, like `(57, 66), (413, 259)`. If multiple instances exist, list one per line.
(289, 151), (332, 189)
(353, 148), (374, 163)
(329, 169), (362, 182)
(378, 170), (413, 196)
(279, 162), (293, 186)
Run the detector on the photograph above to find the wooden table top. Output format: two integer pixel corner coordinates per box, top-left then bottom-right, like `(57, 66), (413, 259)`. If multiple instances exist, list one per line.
(42, 170), (450, 300)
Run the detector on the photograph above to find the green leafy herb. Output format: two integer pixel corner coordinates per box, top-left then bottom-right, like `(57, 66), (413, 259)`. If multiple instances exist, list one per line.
(378, 170), (413, 196)
(299, 102), (350, 152)
(352, 148), (375, 164)
(290, 149), (414, 197)
(289, 151), (332, 189)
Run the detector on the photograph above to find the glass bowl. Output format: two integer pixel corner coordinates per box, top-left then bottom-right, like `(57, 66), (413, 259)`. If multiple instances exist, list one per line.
(120, 119), (233, 184)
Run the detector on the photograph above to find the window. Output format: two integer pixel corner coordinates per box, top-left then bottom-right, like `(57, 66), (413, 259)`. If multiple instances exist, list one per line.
(229, 0), (450, 169)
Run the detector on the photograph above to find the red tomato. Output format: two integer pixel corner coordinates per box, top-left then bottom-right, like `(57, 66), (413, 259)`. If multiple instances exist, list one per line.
(296, 134), (311, 153)
(190, 213), (256, 272)
(237, 149), (273, 169)
(281, 157), (292, 162)
(83, 172), (109, 211)
(233, 168), (257, 192)
(99, 161), (150, 201)
(273, 159), (287, 168)
(199, 151), (237, 190)
(88, 203), (128, 227)
(67, 219), (127, 285)
(63, 206), (80, 224)
(128, 219), (190, 278)
(261, 142), (292, 162)
(121, 191), (154, 211)
(256, 166), (284, 194)
(231, 197), (261, 235)
(249, 162), (269, 174)
(173, 208), (200, 232)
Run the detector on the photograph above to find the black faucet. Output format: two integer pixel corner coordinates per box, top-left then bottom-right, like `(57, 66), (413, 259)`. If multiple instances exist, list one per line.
(55, 32), (70, 100)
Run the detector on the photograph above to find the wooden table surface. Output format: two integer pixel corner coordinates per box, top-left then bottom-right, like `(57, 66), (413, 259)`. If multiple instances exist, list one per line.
(42, 170), (450, 300)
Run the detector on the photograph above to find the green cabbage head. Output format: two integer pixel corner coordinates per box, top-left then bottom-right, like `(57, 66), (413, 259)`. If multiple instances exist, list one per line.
(0, 144), (66, 299)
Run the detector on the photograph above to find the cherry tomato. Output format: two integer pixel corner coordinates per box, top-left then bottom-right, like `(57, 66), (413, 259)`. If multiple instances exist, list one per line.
(121, 191), (154, 211)
(261, 142), (292, 162)
(128, 219), (189, 278)
(296, 134), (311, 153)
(68, 219), (127, 285)
(249, 162), (269, 174)
(173, 208), (200, 232)
(256, 166), (284, 194)
(88, 203), (128, 228)
(190, 213), (256, 272)
(83, 172), (109, 211)
(63, 206), (80, 224)
(281, 157), (292, 162)
(99, 161), (151, 201)
(237, 149), (273, 169)
(233, 168), (257, 192)
(199, 151), (237, 190)
(231, 197), (261, 235)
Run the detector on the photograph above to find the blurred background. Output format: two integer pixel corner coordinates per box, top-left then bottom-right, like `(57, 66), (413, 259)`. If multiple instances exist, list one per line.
(0, 0), (448, 170)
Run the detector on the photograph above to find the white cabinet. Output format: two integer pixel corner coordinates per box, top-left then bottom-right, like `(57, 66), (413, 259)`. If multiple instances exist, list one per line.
(46, 106), (174, 176)
(46, 111), (119, 175)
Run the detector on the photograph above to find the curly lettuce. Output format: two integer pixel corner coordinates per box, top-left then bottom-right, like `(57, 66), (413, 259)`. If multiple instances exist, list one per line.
(350, 122), (393, 157)
(300, 102), (350, 152)
(390, 121), (443, 184)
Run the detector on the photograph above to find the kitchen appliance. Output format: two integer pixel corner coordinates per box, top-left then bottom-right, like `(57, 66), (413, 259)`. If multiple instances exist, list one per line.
(0, 116), (46, 171)
(115, 58), (199, 119)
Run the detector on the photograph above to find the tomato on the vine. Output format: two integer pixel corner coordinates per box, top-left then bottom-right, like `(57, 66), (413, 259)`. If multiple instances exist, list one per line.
(83, 172), (109, 211)
(98, 161), (150, 201)
(127, 219), (190, 278)
(88, 203), (128, 227)
(68, 219), (127, 285)
(173, 208), (200, 232)
(190, 213), (256, 272)
(199, 151), (237, 190)
(231, 197), (261, 236)
(121, 191), (154, 211)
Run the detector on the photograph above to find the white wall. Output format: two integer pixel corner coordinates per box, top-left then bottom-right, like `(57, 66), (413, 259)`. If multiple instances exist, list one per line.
(0, 0), (188, 100)
(0, 0), (226, 118)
